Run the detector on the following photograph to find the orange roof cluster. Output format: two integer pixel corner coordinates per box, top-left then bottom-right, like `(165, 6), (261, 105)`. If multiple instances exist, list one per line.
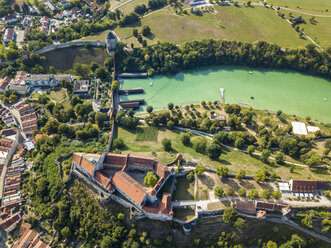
(14, 101), (37, 136)
(290, 179), (317, 193)
(72, 152), (101, 175)
(0, 76), (12, 90)
(0, 212), (21, 231)
(256, 201), (290, 212)
(142, 193), (173, 216)
(0, 107), (15, 127)
(13, 224), (49, 248)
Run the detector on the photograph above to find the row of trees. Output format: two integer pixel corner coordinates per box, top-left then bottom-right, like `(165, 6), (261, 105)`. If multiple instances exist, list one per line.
(117, 39), (331, 78)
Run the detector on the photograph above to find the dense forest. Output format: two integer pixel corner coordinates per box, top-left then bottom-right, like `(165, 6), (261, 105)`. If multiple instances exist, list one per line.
(116, 40), (331, 78)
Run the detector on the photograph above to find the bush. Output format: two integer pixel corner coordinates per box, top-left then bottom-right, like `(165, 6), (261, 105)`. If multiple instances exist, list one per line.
(238, 188), (246, 197)
(272, 190), (282, 200)
(254, 170), (267, 182)
(226, 187), (235, 196)
(216, 166), (229, 177)
(236, 169), (245, 180)
(167, 120), (175, 129)
(235, 137), (245, 149)
(248, 189), (259, 199)
(194, 165), (206, 176)
(162, 138), (171, 151)
(223, 207), (239, 225)
(247, 145), (255, 155)
(261, 189), (271, 199)
(275, 152), (285, 164)
(113, 138), (125, 149)
(214, 186), (224, 197)
(146, 105), (153, 113)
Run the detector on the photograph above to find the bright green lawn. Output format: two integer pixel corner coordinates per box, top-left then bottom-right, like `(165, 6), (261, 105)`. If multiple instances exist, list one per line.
(117, 0), (150, 14)
(75, 30), (110, 42)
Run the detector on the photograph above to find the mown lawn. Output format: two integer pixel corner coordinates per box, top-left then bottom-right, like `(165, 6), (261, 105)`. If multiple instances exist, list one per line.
(173, 176), (194, 201)
(136, 126), (158, 141)
(49, 88), (67, 102)
(75, 30), (110, 42)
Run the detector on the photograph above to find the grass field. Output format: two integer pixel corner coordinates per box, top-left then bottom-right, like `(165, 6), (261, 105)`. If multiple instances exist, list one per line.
(75, 30), (110, 42)
(49, 88), (67, 102)
(116, 124), (331, 181)
(280, 10), (331, 48)
(137, 5), (308, 47)
(173, 207), (196, 221)
(117, 0), (150, 14)
(136, 126), (158, 141)
(269, 0), (331, 12)
(172, 176), (194, 201)
(207, 201), (230, 210)
(43, 47), (108, 74)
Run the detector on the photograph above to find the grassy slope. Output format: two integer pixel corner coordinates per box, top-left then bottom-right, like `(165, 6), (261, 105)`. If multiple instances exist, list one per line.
(138, 5), (308, 47)
(42, 47), (108, 74)
(280, 9), (331, 48)
(116, 125), (331, 181)
(269, 0), (331, 11)
(117, 0), (150, 14)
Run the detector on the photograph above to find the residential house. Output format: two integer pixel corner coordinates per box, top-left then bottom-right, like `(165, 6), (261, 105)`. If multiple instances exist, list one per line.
(3, 28), (16, 43)
(4, 14), (18, 24)
(13, 223), (49, 248)
(45, 1), (57, 12)
(0, 76), (12, 93)
(8, 85), (30, 95)
(22, 15), (32, 27)
(29, 6), (38, 14)
(73, 80), (91, 97)
(59, 0), (70, 8)
(0, 108), (16, 127)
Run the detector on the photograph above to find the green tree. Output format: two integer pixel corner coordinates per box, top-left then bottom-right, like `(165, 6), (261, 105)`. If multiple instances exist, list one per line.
(180, 133), (191, 146)
(236, 169), (245, 180)
(223, 207), (239, 225)
(162, 138), (171, 151)
(90, 62), (99, 72)
(238, 188), (246, 197)
(234, 217), (245, 230)
(254, 170), (267, 183)
(61, 226), (71, 239)
(95, 112), (108, 128)
(235, 137), (245, 149)
(216, 166), (229, 177)
(247, 145), (255, 155)
(206, 143), (222, 160)
(186, 171), (194, 181)
(261, 149), (271, 163)
(111, 80), (119, 90)
(113, 138), (125, 149)
(214, 186), (224, 197)
(261, 189), (271, 199)
(194, 165), (206, 176)
(44, 119), (60, 135)
(248, 189), (259, 199)
(142, 25), (151, 36)
(168, 102), (174, 111)
(266, 240), (278, 248)
(147, 105), (153, 114)
(226, 186), (235, 196)
(301, 214), (313, 228)
(167, 120), (175, 129)
(144, 171), (158, 187)
(272, 190), (282, 200)
(275, 152), (285, 164)
(101, 236), (113, 248)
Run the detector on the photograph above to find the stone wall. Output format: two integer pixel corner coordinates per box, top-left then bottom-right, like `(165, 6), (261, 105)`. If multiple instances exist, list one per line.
(34, 41), (106, 55)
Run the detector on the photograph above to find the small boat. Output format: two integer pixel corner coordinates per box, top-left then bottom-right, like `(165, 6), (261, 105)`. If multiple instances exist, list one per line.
(150, 82), (153, 86)
(249, 71), (253, 74)
(324, 98), (327, 101)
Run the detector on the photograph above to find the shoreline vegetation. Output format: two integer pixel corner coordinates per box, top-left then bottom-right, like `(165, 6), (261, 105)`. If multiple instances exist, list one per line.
(116, 39), (331, 78)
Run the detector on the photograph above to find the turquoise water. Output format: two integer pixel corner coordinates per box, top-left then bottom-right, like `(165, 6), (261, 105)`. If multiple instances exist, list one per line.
(120, 66), (331, 123)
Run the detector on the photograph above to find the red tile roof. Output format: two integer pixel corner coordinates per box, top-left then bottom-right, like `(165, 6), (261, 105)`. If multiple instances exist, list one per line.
(13, 227), (49, 248)
(112, 171), (147, 206)
(104, 153), (127, 165)
(94, 170), (113, 191)
(0, 76), (12, 90)
(142, 193), (173, 216)
(127, 154), (154, 167)
(73, 153), (100, 175)
(1, 212), (20, 230)
(0, 128), (17, 136)
(154, 162), (172, 178)
(291, 179), (317, 193)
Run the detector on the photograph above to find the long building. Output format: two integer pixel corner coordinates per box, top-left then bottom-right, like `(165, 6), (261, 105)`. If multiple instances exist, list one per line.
(72, 153), (175, 221)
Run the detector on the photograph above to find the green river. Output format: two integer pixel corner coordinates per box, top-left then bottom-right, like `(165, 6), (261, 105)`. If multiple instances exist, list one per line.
(119, 66), (331, 123)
